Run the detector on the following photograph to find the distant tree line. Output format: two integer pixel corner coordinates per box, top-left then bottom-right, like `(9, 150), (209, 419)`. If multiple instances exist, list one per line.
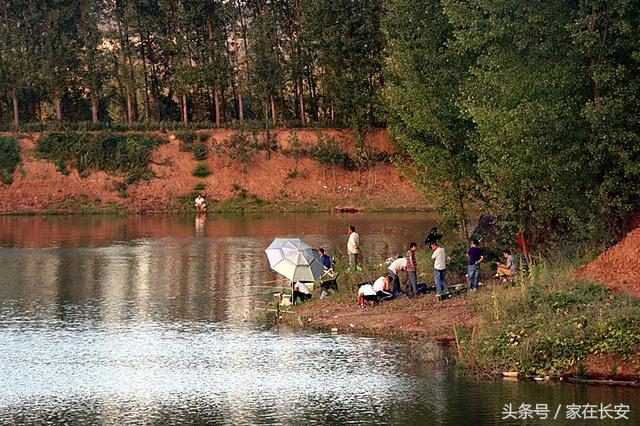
(0, 0), (383, 128)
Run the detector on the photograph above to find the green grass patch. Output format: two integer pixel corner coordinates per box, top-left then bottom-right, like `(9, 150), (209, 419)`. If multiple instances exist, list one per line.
(177, 131), (210, 160)
(193, 182), (207, 191)
(461, 260), (640, 377)
(0, 136), (20, 184)
(192, 163), (210, 177)
(36, 132), (163, 183)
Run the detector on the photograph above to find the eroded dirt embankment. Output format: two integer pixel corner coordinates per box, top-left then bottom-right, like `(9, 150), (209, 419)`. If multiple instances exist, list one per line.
(0, 128), (425, 214)
(579, 226), (640, 298)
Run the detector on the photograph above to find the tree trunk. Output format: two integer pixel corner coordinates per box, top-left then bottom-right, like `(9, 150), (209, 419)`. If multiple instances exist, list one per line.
(214, 89), (221, 128)
(455, 179), (469, 240)
(238, 92), (244, 122)
(182, 94), (188, 124)
(12, 90), (18, 128)
(270, 95), (276, 126)
(54, 94), (62, 121)
(298, 80), (306, 126)
(90, 91), (98, 124)
(126, 89), (133, 124)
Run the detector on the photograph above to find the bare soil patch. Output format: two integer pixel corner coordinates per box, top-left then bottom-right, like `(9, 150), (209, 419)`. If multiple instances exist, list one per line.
(578, 226), (640, 298)
(0, 129), (424, 214)
(293, 292), (478, 342)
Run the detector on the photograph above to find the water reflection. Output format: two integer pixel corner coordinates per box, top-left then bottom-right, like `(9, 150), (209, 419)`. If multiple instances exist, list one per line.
(0, 213), (442, 324)
(0, 214), (638, 425)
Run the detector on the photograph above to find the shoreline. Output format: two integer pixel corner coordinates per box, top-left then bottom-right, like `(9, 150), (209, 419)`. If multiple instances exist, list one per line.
(277, 274), (640, 385)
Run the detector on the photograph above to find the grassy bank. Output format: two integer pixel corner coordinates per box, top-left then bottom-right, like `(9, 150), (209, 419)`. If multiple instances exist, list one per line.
(458, 259), (640, 378)
(283, 252), (640, 381)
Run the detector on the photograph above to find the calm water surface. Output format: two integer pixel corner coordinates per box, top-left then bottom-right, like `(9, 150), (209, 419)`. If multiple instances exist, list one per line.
(0, 214), (638, 425)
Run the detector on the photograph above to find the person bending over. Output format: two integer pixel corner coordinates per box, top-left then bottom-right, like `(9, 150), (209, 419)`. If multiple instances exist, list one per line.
(357, 283), (378, 307)
(292, 281), (312, 305)
(387, 256), (407, 296)
(372, 275), (393, 300)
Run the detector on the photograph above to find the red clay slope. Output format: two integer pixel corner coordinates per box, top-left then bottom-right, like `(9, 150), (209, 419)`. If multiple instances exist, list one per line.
(578, 226), (640, 297)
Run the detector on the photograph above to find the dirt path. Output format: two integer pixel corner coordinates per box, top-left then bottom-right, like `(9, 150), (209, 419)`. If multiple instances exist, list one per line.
(293, 292), (478, 341)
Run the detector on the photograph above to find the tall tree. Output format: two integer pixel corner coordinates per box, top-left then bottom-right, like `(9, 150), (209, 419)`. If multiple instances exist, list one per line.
(384, 0), (477, 237)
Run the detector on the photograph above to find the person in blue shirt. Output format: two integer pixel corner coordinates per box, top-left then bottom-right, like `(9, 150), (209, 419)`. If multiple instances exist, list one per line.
(319, 248), (332, 269)
(466, 239), (484, 291)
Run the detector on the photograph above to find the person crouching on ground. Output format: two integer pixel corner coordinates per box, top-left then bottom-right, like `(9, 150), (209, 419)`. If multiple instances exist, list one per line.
(292, 281), (312, 305)
(495, 249), (517, 279)
(357, 283), (378, 307)
(195, 194), (207, 212)
(387, 256), (407, 296)
(430, 241), (448, 297)
(405, 242), (418, 297)
(372, 275), (393, 300)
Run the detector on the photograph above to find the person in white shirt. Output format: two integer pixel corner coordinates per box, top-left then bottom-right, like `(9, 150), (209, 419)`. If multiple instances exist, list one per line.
(387, 257), (407, 296)
(356, 283), (377, 307)
(372, 275), (393, 300)
(194, 194), (207, 212)
(292, 281), (312, 305)
(430, 241), (448, 296)
(347, 225), (361, 271)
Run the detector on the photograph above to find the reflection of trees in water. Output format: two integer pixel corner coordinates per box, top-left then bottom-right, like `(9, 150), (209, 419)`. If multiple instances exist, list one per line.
(0, 213), (442, 325)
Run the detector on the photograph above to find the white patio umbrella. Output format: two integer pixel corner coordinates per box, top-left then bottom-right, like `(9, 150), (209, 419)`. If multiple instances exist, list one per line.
(265, 238), (324, 282)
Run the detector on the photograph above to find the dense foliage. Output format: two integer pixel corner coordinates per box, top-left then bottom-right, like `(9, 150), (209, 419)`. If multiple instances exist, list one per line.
(384, 0), (640, 244)
(1, 1), (638, 244)
(36, 132), (163, 182)
(0, 135), (20, 184)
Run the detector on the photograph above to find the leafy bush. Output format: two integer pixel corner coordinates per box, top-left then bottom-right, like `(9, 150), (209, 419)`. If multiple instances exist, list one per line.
(283, 131), (308, 159)
(191, 141), (209, 160)
(193, 182), (207, 191)
(36, 132), (163, 183)
(310, 132), (349, 166)
(0, 136), (20, 184)
(175, 130), (209, 145)
(216, 132), (259, 164)
(177, 131), (210, 160)
(192, 163), (210, 177)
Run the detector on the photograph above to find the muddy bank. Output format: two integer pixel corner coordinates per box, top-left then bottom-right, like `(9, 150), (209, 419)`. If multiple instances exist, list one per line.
(290, 292), (477, 342)
(0, 128), (425, 214)
(578, 226), (640, 297)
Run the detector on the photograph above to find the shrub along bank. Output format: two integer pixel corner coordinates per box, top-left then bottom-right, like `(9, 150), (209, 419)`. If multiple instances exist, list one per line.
(36, 132), (164, 183)
(0, 136), (20, 184)
(457, 260), (640, 378)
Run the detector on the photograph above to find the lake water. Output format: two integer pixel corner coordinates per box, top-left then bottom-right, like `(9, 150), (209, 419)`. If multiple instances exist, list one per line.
(0, 214), (638, 425)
